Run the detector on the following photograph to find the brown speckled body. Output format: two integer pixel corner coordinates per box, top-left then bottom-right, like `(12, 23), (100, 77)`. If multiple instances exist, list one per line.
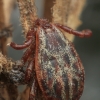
(35, 23), (84, 100)
(10, 19), (91, 100)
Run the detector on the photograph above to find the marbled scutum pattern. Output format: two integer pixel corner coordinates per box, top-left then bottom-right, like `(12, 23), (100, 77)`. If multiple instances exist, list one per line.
(36, 25), (84, 100)
(9, 19), (91, 100)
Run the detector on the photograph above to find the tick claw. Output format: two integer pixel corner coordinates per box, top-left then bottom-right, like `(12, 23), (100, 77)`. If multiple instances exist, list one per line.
(81, 29), (92, 38)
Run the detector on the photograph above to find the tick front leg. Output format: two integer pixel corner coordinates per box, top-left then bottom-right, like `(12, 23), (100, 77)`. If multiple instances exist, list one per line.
(55, 24), (92, 38)
(10, 38), (32, 50)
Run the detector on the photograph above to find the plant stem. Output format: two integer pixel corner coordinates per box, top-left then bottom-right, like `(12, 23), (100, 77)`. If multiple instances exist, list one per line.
(17, 0), (37, 34)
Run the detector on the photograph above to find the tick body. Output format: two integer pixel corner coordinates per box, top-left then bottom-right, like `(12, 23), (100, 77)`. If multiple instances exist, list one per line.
(10, 19), (92, 100)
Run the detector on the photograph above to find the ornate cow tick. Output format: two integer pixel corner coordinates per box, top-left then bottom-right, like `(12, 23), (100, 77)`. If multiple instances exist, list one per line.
(10, 18), (92, 100)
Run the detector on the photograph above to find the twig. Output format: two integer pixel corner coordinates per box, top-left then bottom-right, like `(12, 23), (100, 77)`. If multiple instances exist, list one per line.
(44, 0), (54, 21)
(17, 0), (37, 34)
(0, 0), (14, 55)
(0, 52), (25, 100)
(0, 0), (5, 29)
(52, 0), (71, 24)
(0, 0), (19, 100)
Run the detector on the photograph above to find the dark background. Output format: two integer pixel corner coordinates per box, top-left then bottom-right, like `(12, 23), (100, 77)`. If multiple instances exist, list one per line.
(8, 0), (100, 100)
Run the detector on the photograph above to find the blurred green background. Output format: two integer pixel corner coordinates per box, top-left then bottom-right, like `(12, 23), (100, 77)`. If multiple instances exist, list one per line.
(8, 0), (100, 100)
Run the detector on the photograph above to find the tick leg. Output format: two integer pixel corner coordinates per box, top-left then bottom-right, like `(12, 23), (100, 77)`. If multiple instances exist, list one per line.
(10, 38), (32, 50)
(29, 79), (37, 100)
(21, 47), (32, 64)
(21, 41), (35, 64)
(55, 24), (92, 38)
(25, 60), (34, 82)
